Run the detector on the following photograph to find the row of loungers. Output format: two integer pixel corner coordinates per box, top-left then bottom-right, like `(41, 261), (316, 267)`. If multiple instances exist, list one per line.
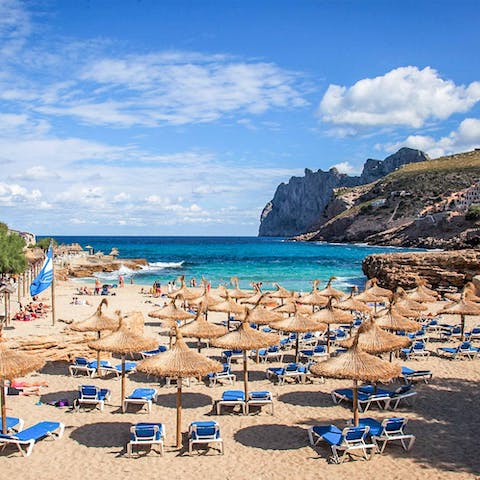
(69, 358), (138, 377)
(331, 385), (417, 412)
(308, 416), (415, 464)
(401, 341), (480, 360)
(127, 420), (223, 457)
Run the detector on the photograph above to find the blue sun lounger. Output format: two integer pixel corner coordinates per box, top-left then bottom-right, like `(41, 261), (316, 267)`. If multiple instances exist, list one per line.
(102, 361), (137, 377)
(123, 388), (158, 413)
(140, 345), (168, 358)
(247, 391), (274, 414)
(76, 385), (111, 411)
(437, 341), (480, 359)
(215, 390), (246, 415)
(127, 422), (165, 457)
(307, 424), (376, 463)
(355, 417), (415, 454)
(1, 417), (24, 433)
(208, 364), (236, 386)
(188, 421), (223, 455)
(68, 357), (96, 377)
(401, 366), (433, 384)
(0, 421), (64, 457)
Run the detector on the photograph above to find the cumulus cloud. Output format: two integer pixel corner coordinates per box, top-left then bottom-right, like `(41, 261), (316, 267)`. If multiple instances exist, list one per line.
(382, 117), (480, 158)
(0, 182), (41, 205)
(330, 161), (362, 175)
(318, 66), (480, 130)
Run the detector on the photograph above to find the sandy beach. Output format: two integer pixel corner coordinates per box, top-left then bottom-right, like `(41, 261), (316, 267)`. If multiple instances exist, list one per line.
(1, 280), (479, 480)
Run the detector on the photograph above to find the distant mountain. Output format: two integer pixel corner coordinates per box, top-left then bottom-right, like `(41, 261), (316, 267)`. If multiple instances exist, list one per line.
(258, 148), (429, 237)
(297, 149), (480, 250)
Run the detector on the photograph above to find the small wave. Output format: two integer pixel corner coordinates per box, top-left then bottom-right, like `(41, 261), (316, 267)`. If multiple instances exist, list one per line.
(92, 261), (185, 280)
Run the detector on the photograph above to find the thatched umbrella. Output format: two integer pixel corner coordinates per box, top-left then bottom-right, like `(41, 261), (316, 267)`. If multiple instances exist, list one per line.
(70, 299), (119, 376)
(339, 318), (411, 354)
(365, 278), (393, 299)
(273, 300), (311, 316)
(310, 335), (401, 426)
(406, 289), (438, 304)
(189, 288), (224, 309)
(88, 312), (157, 406)
(212, 313), (279, 404)
(393, 289), (428, 312)
(268, 283), (294, 305)
(335, 287), (372, 314)
(208, 292), (246, 329)
(310, 303), (354, 353)
(168, 276), (201, 302)
(297, 280), (329, 311)
(270, 310), (327, 361)
(227, 276), (253, 300)
(241, 290), (273, 306)
(440, 296), (480, 340)
(0, 334), (45, 433)
(179, 308), (228, 352)
(137, 327), (222, 448)
(374, 310), (421, 332)
(248, 304), (283, 325)
(317, 277), (345, 300)
(407, 278), (439, 298)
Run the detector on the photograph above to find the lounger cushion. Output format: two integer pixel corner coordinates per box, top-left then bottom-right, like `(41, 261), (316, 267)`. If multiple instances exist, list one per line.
(131, 423), (163, 441)
(1, 421), (61, 442)
(128, 388), (156, 400)
(311, 425), (343, 446)
(1, 417), (21, 431)
(221, 390), (245, 401)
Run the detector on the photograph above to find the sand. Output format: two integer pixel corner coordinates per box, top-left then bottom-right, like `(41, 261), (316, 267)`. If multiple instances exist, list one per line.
(1, 280), (479, 479)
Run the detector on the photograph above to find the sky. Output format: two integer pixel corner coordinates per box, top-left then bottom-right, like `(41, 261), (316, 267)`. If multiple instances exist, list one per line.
(1, 0), (479, 236)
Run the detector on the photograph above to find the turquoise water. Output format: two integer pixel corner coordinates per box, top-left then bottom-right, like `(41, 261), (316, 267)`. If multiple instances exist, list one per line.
(49, 236), (415, 293)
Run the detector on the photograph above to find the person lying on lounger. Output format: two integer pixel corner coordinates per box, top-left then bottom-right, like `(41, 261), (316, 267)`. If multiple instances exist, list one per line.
(5, 379), (48, 396)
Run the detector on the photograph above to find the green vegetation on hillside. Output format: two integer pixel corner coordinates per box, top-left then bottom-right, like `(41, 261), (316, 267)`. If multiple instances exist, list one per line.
(0, 222), (27, 277)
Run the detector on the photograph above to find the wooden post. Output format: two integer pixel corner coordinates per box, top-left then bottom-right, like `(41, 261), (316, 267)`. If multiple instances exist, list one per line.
(121, 354), (126, 409)
(51, 260), (56, 326)
(96, 332), (102, 377)
(176, 378), (182, 448)
(17, 275), (21, 304)
(461, 314), (465, 341)
(243, 350), (248, 410)
(295, 334), (299, 363)
(22, 272), (26, 297)
(326, 325), (331, 354)
(0, 380), (6, 434)
(353, 380), (359, 426)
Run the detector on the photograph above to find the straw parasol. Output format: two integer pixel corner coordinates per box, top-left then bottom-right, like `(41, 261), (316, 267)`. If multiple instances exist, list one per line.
(148, 300), (195, 323)
(273, 300), (311, 316)
(270, 309), (327, 361)
(338, 318), (411, 354)
(207, 291), (246, 329)
(310, 303), (354, 353)
(317, 277), (345, 300)
(0, 333), (45, 433)
(168, 276), (201, 301)
(440, 296), (480, 340)
(406, 288), (438, 303)
(297, 279), (329, 310)
(407, 278), (439, 298)
(70, 299), (119, 376)
(335, 287), (372, 314)
(179, 308), (228, 352)
(392, 289), (428, 312)
(189, 288), (224, 309)
(227, 276), (253, 300)
(310, 335), (401, 426)
(268, 283), (294, 305)
(212, 313), (279, 404)
(88, 312), (157, 406)
(137, 327), (222, 448)
(248, 304), (283, 325)
(365, 278), (393, 300)
(374, 309), (421, 332)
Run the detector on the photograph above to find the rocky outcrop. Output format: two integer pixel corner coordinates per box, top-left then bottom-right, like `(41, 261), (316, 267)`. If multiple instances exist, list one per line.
(360, 148), (429, 183)
(362, 249), (480, 291)
(259, 148), (427, 237)
(59, 257), (147, 278)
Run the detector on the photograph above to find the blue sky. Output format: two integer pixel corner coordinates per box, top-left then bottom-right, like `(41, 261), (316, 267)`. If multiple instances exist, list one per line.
(1, 0), (479, 235)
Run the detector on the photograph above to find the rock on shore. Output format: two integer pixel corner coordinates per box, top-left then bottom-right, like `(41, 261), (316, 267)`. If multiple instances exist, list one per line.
(58, 256), (148, 278)
(362, 249), (480, 291)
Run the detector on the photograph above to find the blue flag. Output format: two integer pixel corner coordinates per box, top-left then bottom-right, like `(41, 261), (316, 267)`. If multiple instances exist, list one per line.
(30, 245), (53, 297)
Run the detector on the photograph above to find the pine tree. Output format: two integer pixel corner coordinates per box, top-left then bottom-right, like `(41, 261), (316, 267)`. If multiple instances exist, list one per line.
(0, 223), (27, 279)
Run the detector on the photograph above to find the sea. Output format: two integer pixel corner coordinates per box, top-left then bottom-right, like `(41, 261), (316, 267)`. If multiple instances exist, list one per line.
(47, 236), (417, 294)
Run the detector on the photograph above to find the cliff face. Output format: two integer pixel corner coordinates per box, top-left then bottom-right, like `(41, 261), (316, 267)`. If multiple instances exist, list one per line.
(362, 249), (480, 291)
(259, 147), (427, 237)
(303, 150), (480, 249)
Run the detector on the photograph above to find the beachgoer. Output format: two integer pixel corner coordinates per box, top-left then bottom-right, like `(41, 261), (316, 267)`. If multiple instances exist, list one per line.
(119, 274), (125, 288)
(94, 278), (101, 295)
(6, 379), (48, 396)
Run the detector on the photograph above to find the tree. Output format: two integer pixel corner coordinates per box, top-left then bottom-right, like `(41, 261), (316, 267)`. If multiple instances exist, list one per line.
(36, 237), (57, 251)
(466, 205), (480, 221)
(0, 223), (27, 278)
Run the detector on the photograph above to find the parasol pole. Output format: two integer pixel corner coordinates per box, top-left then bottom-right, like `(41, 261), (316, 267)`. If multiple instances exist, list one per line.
(96, 332), (102, 377)
(1, 380), (6, 434)
(353, 379), (359, 427)
(461, 314), (465, 341)
(243, 350), (248, 407)
(295, 334), (300, 363)
(121, 354), (126, 408)
(51, 257), (56, 326)
(176, 378), (182, 448)
(326, 324), (331, 354)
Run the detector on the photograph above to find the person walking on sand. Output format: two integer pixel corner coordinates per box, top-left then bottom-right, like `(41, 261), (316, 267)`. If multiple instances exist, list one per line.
(94, 278), (101, 295)
(119, 274), (125, 288)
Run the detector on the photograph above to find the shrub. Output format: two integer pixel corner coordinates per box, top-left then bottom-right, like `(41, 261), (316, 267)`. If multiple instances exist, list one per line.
(466, 205), (480, 220)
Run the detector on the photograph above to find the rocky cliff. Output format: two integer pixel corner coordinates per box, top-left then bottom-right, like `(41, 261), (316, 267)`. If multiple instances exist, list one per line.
(302, 150), (480, 249)
(259, 148), (428, 237)
(362, 249), (480, 291)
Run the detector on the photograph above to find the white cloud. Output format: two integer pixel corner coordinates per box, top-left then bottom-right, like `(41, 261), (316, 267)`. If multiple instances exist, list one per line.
(0, 181), (41, 205)
(330, 161), (362, 175)
(382, 117), (480, 158)
(318, 66), (480, 130)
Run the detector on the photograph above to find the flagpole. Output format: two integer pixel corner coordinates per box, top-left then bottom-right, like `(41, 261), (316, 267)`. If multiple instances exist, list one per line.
(51, 254), (56, 326)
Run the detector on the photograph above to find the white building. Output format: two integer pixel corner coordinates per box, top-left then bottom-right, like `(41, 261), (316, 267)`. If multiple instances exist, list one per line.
(454, 180), (480, 211)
